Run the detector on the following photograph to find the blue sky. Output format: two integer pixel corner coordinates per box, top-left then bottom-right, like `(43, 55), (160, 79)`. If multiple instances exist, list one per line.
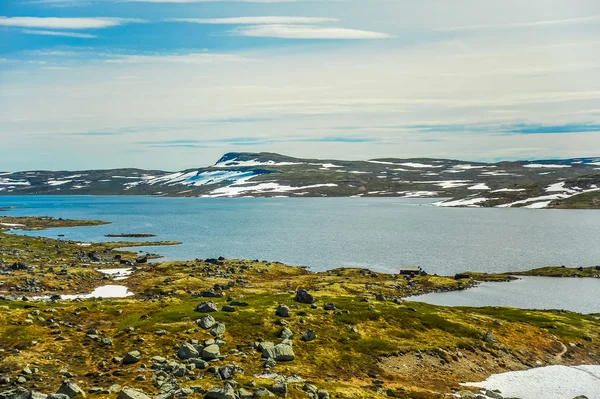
(1, 0), (600, 170)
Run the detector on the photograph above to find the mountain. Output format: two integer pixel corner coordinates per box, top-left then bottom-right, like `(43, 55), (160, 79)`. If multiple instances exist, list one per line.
(1, 152), (599, 209)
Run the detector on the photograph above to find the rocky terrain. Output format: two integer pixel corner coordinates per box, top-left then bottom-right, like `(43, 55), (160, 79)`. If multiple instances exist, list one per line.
(1, 216), (599, 399)
(1, 153), (600, 209)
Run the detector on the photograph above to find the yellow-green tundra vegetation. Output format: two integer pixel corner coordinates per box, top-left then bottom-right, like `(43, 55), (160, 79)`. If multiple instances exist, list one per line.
(0, 216), (599, 399)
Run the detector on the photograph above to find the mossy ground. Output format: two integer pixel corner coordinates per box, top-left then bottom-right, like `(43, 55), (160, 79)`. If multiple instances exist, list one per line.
(1, 216), (599, 399)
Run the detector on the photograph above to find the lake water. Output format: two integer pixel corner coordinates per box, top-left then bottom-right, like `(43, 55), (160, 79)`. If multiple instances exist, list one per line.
(2, 195), (600, 275)
(411, 276), (600, 314)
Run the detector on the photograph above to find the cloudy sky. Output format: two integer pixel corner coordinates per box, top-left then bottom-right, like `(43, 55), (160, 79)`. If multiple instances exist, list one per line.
(1, 0), (600, 170)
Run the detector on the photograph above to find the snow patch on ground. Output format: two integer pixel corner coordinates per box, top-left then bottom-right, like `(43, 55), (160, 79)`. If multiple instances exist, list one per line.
(451, 164), (489, 170)
(462, 365), (600, 399)
(545, 181), (577, 194)
(433, 197), (488, 207)
(524, 164), (572, 169)
(491, 188), (526, 193)
(396, 191), (439, 198)
(61, 285), (134, 300)
(208, 182), (338, 197)
(524, 201), (553, 209)
(0, 178), (30, 186)
(415, 180), (471, 189)
(47, 180), (73, 186)
(0, 222), (25, 227)
(214, 159), (303, 168)
(398, 162), (443, 168)
(468, 183), (491, 190)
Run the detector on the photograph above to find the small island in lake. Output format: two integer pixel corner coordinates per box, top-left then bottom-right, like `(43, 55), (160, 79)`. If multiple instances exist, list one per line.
(105, 233), (157, 238)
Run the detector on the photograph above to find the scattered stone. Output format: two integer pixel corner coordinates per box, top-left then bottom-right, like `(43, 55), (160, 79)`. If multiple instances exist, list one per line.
(323, 303), (336, 311)
(56, 381), (86, 399)
(201, 344), (220, 361)
(122, 351), (141, 365)
(197, 315), (216, 329)
(261, 343), (295, 361)
(177, 342), (200, 360)
(116, 387), (151, 399)
(196, 302), (218, 313)
(482, 330), (496, 345)
(295, 289), (316, 304)
(221, 305), (236, 313)
(275, 304), (290, 318)
(210, 323), (226, 337)
(302, 329), (317, 342)
(203, 385), (236, 399)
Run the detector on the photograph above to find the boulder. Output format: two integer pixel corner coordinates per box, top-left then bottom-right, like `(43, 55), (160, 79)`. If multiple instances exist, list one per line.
(210, 323), (226, 337)
(197, 315), (216, 329)
(279, 328), (293, 339)
(201, 344), (220, 361)
(116, 388), (150, 399)
(177, 342), (200, 360)
(275, 305), (290, 318)
(302, 329), (317, 342)
(56, 382), (86, 399)
(203, 385), (236, 399)
(295, 289), (316, 304)
(122, 351), (141, 365)
(482, 330), (496, 345)
(0, 388), (30, 399)
(196, 302), (218, 313)
(261, 343), (295, 361)
(221, 306), (236, 313)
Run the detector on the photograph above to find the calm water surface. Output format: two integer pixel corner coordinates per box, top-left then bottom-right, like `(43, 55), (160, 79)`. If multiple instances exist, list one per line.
(1, 196), (600, 276)
(411, 276), (600, 314)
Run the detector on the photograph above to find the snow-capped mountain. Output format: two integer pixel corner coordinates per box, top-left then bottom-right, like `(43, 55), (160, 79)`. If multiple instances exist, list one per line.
(1, 153), (599, 208)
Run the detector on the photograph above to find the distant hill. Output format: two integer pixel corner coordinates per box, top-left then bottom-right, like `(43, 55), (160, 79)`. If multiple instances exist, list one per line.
(1, 152), (599, 209)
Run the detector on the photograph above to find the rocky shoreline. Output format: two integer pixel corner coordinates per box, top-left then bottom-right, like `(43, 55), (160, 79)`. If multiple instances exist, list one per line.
(1, 216), (598, 399)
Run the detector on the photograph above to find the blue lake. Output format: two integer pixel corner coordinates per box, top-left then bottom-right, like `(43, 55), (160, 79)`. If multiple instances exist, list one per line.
(1, 195), (600, 276)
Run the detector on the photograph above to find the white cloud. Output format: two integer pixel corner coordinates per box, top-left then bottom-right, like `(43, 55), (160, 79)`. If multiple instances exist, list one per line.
(233, 24), (392, 39)
(440, 15), (600, 32)
(0, 16), (144, 29)
(104, 52), (250, 64)
(170, 16), (338, 24)
(21, 29), (98, 38)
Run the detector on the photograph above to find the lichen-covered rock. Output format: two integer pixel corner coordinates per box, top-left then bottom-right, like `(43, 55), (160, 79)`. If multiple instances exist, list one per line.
(196, 302), (218, 313)
(116, 388), (150, 399)
(56, 382), (86, 399)
(261, 343), (295, 361)
(295, 289), (316, 304)
(197, 315), (216, 329)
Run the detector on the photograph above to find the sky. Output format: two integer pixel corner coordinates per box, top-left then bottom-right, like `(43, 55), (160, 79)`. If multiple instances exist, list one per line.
(1, 0), (600, 171)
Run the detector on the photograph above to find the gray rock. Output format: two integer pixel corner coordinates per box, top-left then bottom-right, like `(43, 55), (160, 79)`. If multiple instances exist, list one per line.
(47, 395), (70, 399)
(271, 382), (287, 396)
(197, 315), (216, 329)
(122, 351), (141, 365)
(178, 342), (200, 360)
(237, 388), (253, 399)
(203, 385), (236, 399)
(0, 388), (30, 399)
(210, 323), (226, 337)
(484, 390), (503, 399)
(253, 388), (275, 398)
(201, 344), (220, 361)
(275, 305), (290, 318)
(196, 302), (218, 313)
(317, 390), (329, 399)
(261, 343), (295, 361)
(116, 388), (150, 399)
(482, 330), (496, 345)
(279, 328), (293, 339)
(295, 289), (316, 304)
(221, 305), (236, 313)
(302, 329), (317, 342)
(57, 382), (86, 399)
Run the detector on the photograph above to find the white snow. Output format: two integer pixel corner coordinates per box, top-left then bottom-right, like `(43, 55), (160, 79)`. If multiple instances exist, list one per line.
(349, 171), (371, 174)
(497, 194), (567, 208)
(463, 365), (600, 399)
(491, 188), (526, 193)
(480, 171), (518, 176)
(111, 175), (139, 179)
(545, 181), (577, 194)
(524, 164), (572, 169)
(61, 285), (134, 300)
(208, 182), (338, 197)
(414, 180), (471, 189)
(398, 162), (443, 168)
(0, 222), (25, 227)
(397, 191), (439, 198)
(433, 197), (488, 207)
(468, 183), (491, 190)
(319, 163), (344, 169)
(214, 159), (303, 168)
(0, 178), (30, 186)
(64, 180), (82, 187)
(452, 164), (489, 170)
(97, 268), (134, 280)
(524, 201), (552, 209)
